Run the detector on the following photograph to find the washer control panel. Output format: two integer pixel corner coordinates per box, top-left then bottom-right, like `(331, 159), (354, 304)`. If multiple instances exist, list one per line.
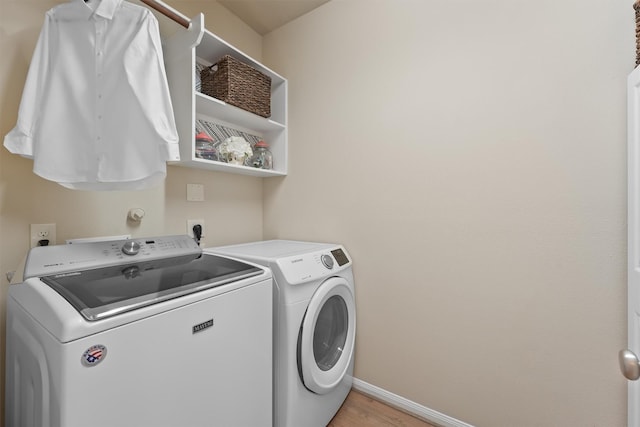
(121, 240), (141, 256)
(24, 235), (201, 279)
(276, 246), (351, 285)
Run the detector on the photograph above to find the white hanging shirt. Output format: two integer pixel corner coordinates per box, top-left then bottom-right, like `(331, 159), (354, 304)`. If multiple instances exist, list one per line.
(3, 0), (180, 190)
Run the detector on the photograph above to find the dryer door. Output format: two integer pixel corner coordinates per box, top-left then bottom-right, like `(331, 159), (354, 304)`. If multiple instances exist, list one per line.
(298, 277), (356, 394)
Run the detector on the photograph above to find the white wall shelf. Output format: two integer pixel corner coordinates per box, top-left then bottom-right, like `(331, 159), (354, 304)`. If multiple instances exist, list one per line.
(163, 14), (288, 177)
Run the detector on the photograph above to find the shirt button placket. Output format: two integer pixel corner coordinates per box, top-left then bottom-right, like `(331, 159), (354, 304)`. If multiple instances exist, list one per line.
(95, 19), (106, 177)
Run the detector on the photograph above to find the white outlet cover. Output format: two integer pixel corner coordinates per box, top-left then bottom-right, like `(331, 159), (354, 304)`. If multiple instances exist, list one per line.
(186, 219), (205, 238)
(30, 223), (57, 248)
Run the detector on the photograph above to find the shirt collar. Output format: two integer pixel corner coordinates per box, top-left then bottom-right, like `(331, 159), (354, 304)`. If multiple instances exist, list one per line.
(78, 0), (123, 20)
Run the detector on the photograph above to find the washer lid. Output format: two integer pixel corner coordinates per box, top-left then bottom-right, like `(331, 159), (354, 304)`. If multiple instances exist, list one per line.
(40, 253), (262, 321)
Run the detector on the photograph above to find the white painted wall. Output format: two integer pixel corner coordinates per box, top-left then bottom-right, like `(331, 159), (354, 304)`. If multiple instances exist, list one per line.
(262, 0), (632, 425)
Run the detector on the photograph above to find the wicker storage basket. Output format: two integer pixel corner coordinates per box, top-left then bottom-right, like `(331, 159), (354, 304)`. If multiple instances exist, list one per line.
(633, 0), (640, 66)
(201, 55), (271, 118)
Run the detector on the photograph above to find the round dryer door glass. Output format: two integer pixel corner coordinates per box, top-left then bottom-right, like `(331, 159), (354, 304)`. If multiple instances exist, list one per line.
(299, 277), (356, 395)
(314, 295), (348, 371)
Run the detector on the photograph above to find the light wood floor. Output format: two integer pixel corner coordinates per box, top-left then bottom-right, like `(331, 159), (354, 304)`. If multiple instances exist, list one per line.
(327, 390), (438, 427)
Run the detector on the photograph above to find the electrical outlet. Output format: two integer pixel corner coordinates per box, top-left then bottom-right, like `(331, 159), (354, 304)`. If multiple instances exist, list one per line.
(30, 223), (56, 248)
(186, 219), (205, 242)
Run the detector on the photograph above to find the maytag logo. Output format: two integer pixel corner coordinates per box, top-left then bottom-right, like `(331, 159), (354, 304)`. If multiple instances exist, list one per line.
(291, 258), (303, 263)
(192, 319), (214, 334)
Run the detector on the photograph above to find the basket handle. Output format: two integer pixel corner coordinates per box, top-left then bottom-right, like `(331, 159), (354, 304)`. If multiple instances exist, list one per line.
(205, 63), (219, 75)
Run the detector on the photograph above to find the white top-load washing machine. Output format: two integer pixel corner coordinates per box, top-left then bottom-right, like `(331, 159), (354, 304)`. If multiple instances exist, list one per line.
(5, 235), (273, 427)
(208, 240), (356, 427)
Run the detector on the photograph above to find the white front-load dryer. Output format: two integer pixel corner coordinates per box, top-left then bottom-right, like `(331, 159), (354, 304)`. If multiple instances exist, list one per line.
(208, 240), (356, 427)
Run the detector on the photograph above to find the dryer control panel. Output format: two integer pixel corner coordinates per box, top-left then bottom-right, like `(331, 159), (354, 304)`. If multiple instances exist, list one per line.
(24, 235), (201, 279)
(276, 247), (350, 285)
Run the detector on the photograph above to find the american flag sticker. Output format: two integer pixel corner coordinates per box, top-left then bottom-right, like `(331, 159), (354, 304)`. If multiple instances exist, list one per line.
(81, 344), (107, 367)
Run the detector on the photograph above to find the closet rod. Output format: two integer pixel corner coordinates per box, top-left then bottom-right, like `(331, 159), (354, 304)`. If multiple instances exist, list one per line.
(140, 0), (190, 28)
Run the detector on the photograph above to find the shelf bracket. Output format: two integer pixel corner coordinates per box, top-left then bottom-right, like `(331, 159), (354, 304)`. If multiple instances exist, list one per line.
(187, 13), (205, 48)
(164, 13), (205, 52)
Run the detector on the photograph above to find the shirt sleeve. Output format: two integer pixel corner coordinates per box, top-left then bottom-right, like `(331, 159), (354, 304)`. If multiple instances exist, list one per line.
(3, 13), (51, 158)
(124, 10), (180, 162)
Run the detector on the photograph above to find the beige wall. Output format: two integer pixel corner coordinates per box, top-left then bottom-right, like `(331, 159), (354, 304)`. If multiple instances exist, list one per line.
(0, 0), (634, 426)
(263, 0), (632, 426)
(0, 0), (264, 424)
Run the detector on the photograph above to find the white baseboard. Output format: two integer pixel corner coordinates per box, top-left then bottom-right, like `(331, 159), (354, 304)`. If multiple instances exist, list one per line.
(351, 378), (474, 427)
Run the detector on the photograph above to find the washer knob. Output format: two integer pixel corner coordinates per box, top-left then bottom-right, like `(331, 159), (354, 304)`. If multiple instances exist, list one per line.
(321, 254), (334, 269)
(121, 241), (141, 256)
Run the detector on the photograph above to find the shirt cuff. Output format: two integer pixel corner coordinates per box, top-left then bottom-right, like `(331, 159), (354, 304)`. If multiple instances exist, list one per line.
(166, 142), (180, 161)
(3, 127), (34, 159)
